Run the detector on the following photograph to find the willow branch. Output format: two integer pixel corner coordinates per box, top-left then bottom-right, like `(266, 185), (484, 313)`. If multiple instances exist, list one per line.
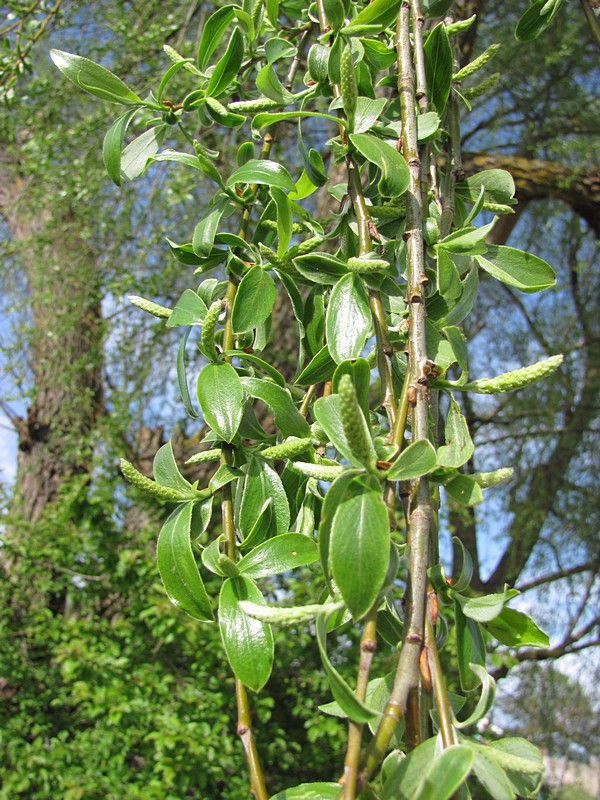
(580, 0), (600, 49)
(517, 560), (599, 593)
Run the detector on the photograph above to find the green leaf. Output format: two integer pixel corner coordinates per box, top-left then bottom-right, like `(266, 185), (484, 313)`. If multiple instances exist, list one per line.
(252, 110), (347, 132)
(437, 396), (474, 468)
(316, 611), (378, 723)
(219, 576), (274, 691)
(208, 463), (241, 493)
(319, 471), (363, 580)
(445, 475), (483, 506)
(313, 394), (368, 468)
(227, 159), (296, 192)
(462, 587), (518, 623)
(206, 27), (244, 97)
(205, 96), (246, 127)
(454, 663), (496, 729)
(271, 187), (293, 256)
(450, 535), (473, 593)
(475, 246), (556, 292)
(323, 0), (345, 29)
(463, 741), (516, 800)
(295, 346), (337, 385)
(345, 0), (402, 31)
(381, 737), (437, 800)
(222, 351), (286, 387)
(103, 109), (137, 185)
(157, 503), (214, 622)
(330, 488), (390, 619)
(196, 362), (244, 442)
(483, 607), (549, 647)
(239, 456), (290, 540)
(349, 133), (410, 197)
(197, 5), (237, 70)
(177, 328), (200, 419)
(237, 534), (319, 578)
(295, 252), (349, 285)
(167, 289), (208, 328)
(256, 63), (298, 104)
(454, 598), (486, 691)
(354, 97), (387, 134)
(437, 264), (479, 328)
(326, 273), (371, 363)
(242, 377), (311, 438)
(437, 218), (497, 254)
(231, 267), (277, 333)
(414, 746), (474, 800)
(50, 50), (142, 105)
(120, 124), (166, 182)
(455, 169), (515, 206)
(153, 441), (194, 495)
(269, 783), (341, 800)
(423, 24), (453, 113)
(515, 0), (564, 41)
(193, 196), (230, 257)
(264, 37), (297, 64)
(417, 111), (441, 141)
(485, 739), (543, 797)
(386, 440), (437, 481)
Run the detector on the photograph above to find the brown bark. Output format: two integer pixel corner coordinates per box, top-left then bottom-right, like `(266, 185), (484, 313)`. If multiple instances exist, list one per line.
(1, 159), (104, 524)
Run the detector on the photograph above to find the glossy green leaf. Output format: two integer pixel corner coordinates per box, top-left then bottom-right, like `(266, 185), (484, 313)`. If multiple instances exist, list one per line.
(295, 252), (349, 285)
(252, 110), (347, 132)
(192, 196), (230, 257)
(475, 246), (556, 293)
(437, 396), (474, 468)
(269, 783), (341, 800)
(237, 533), (319, 578)
(445, 475), (483, 506)
(239, 456), (290, 540)
(196, 362), (244, 442)
(264, 37), (297, 64)
(197, 5), (237, 70)
(256, 63), (297, 103)
(316, 612), (378, 723)
(153, 441), (194, 495)
(437, 250), (462, 300)
(483, 607), (549, 647)
(157, 502), (214, 622)
(241, 377), (310, 438)
(231, 267), (277, 333)
(386, 439), (437, 481)
(295, 346), (337, 385)
(318, 471), (364, 582)
(50, 50), (141, 104)
(205, 96), (246, 127)
(222, 351), (285, 387)
(354, 97), (387, 134)
(440, 264), (479, 327)
(345, 0), (402, 30)
(454, 663), (496, 730)
(227, 159), (296, 192)
(413, 746), (474, 800)
(464, 741), (515, 800)
(326, 273), (371, 363)
(271, 188), (293, 256)
(417, 111), (441, 141)
(323, 0), (345, 28)
(167, 289), (208, 328)
(423, 24), (453, 113)
(103, 109), (137, 185)
(332, 358), (370, 419)
(219, 576), (274, 691)
(308, 44), (330, 83)
(208, 463), (241, 493)
(450, 535), (473, 593)
(462, 587), (518, 623)
(304, 286), (325, 359)
(176, 328), (200, 419)
(515, 0), (563, 41)
(454, 598), (486, 691)
(206, 27), (244, 97)
(455, 169), (515, 206)
(330, 488), (390, 619)
(349, 133), (410, 197)
(437, 218), (497, 254)
(121, 124), (166, 182)
(381, 737), (438, 800)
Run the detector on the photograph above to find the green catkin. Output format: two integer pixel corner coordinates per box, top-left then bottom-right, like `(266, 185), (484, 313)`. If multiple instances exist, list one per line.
(120, 459), (185, 502)
(228, 97), (282, 112)
(453, 44), (500, 82)
(128, 295), (172, 319)
(239, 600), (343, 626)
(462, 73), (501, 100)
(218, 554), (241, 578)
(461, 354), (563, 394)
(288, 236), (324, 257)
(261, 437), (313, 460)
(162, 45), (202, 75)
(472, 468), (514, 488)
(186, 448), (222, 464)
(201, 300), (222, 359)
(288, 461), (344, 481)
(445, 15), (477, 36)
(338, 374), (374, 468)
(340, 44), (357, 130)
(347, 256), (390, 272)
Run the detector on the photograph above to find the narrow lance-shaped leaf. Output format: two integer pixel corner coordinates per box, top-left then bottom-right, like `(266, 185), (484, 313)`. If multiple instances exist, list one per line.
(349, 133), (410, 197)
(157, 502), (214, 622)
(103, 109), (138, 185)
(237, 533), (319, 578)
(206, 27), (244, 97)
(227, 159), (296, 192)
(50, 49), (142, 104)
(423, 23), (453, 113)
(437, 395), (474, 468)
(197, 5), (237, 70)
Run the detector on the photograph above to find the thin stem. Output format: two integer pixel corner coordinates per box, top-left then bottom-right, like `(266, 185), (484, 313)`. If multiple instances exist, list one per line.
(439, 30), (462, 240)
(369, 290), (396, 428)
(580, 0), (600, 49)
(300, 383), (317, 417)
(425, 597), (456, 749)
(340, 606), (378, 800)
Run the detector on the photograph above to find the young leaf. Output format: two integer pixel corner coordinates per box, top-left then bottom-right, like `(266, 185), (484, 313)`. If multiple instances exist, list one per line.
(454, 599), (486, 691)
(197, 5), (237, 70)
(315, 611), (378, 723)
(445, 474), (483, 506)
(227, 159), (296, 192)
(454, 663), (496, 729)
(120, 124), (166, 182)
(515, 0), (564, 41)
(462, 588), (517, 623)
(295, 346), (337, 385)
(386, 439), (437, 481)
(423, 23), (453, 113)
(475, 245), (556, 293)
(241, 377), (311, 439)
(219, 576), (274, 691)
(326, 273), (371, 363)
(206, 27), (244, 97)
(271, 187), (293, 256)
(50, 50), (142, 105)
(330, 487), (390, 619)
(380, 737), (438, 800)
(455, 169), (515, 206)
(295, 252), (349, 285)
(237, 533), (319, 578)
(167, 289), (208, 328)
(349, 133), (410, 197)
(483, 607), (549, 647)
(437, 396), (474, 468)
(269, 783), (342, 800)
(103, 109), (138, 185)
(239, 456), (290, 540)
(193, 196), (230, 257)
(153, 441), (194, 495)
(157, 502), (214, 622)
(231, 267), (277, 333)
(414, 746), (474, 800)
(344, 0), (402, 31)
(196, 362), (244, 442)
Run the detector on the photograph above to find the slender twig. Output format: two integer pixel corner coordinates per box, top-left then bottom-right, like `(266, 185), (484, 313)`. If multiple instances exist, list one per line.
(580, 0), (600, 49)
(517, 561), (599, 593)
(340, 606), (378, 800)
(424, 593), (456, 749)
